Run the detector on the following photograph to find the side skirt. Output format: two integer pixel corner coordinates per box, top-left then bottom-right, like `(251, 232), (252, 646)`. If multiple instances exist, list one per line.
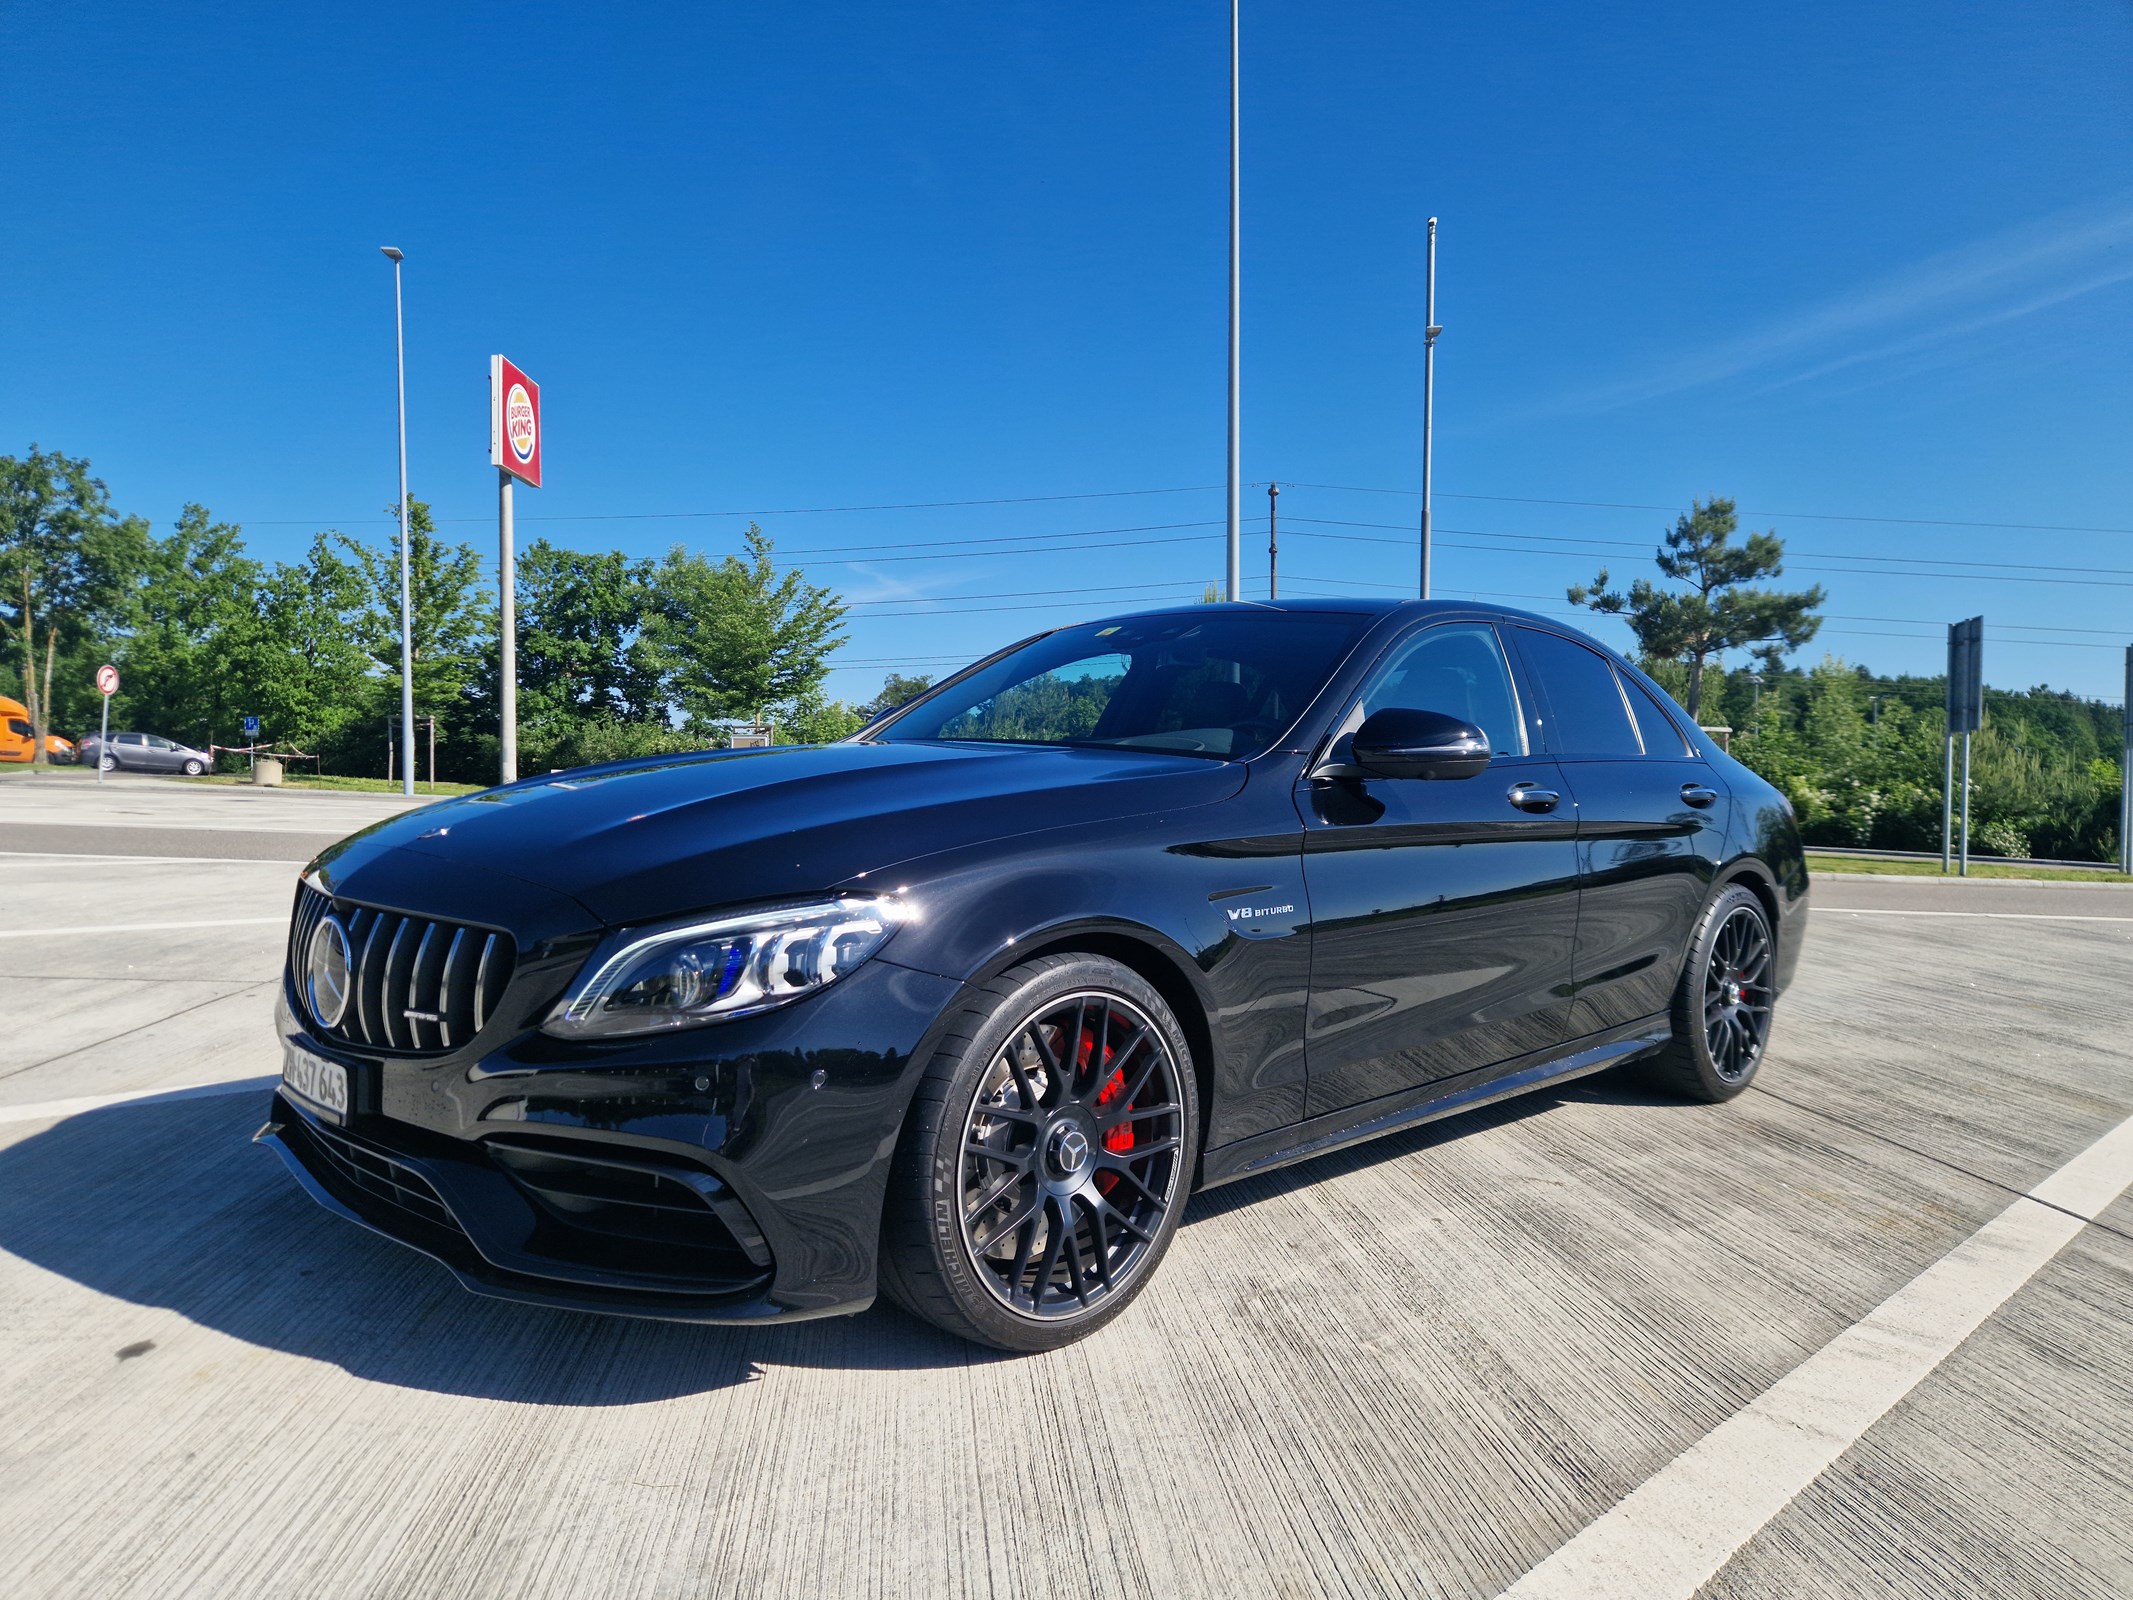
(1197, 1016), (1672, 1189)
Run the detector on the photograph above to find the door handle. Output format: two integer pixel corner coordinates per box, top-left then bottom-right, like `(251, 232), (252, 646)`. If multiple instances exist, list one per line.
(1680, 784), (1719, 808)
(1507, 782), (1560, 814)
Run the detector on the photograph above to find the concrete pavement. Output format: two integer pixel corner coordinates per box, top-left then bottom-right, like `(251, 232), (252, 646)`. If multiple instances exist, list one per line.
(0, 797), (2127, 1598)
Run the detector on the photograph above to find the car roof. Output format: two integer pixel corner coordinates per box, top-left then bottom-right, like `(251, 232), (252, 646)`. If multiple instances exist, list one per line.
(1080, 597), (1579, 629)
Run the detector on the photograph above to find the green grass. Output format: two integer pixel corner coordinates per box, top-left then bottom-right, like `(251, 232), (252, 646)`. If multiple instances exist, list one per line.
(1807, 851), (2132, 884)
(195, 771), (490, 797)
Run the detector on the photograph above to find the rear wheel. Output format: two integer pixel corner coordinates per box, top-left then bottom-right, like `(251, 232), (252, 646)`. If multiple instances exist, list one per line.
(98, 753), (117, 771)
(879, 953), (1198, 1351)
(1641, 884), (1776, 1102)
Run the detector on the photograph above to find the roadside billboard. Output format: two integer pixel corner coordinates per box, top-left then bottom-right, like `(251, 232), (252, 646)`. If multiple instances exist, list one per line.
(489, 355), (542, 488)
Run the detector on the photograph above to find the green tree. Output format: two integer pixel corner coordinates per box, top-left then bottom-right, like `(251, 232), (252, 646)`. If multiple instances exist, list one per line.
(112, 505), (266, 750)
(339, 499), (490, 762)
(0, 447), (145, 760)
(502, 539), (663, 727)
(1569, 497), (1824, 721)
(862, 672), (934, 718)
(641, 524), (846, 730)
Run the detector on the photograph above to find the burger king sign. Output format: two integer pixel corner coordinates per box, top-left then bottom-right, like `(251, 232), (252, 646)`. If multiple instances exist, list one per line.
(489, 354), (542, 488)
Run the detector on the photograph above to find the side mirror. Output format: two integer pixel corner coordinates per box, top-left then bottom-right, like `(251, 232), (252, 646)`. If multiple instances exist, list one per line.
(1350, 707), (1492, 780)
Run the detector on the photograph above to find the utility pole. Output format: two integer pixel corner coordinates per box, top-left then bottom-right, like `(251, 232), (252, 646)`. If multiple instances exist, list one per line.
(1419, 216), (1442, 599)
(1225, 0), (1242, 602)
(1266, 481), (1279, 599)
(382, 246), (415, 799)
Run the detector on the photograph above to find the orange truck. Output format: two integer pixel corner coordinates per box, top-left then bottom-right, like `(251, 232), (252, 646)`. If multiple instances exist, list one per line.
(0, 695), (76, 764)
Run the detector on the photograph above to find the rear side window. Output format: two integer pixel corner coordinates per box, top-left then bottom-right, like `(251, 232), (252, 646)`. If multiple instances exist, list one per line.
(1516, 628), (1640, 757)
(1623, 674), (1693, 756)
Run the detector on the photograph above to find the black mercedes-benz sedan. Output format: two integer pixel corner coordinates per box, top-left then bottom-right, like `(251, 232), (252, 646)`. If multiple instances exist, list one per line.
(260, 600), (1807, 1350)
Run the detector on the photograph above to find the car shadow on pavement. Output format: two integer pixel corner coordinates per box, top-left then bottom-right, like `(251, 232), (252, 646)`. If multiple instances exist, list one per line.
(0, 1091), (1009, 1404)
(1184, 1065), (1694, 1223)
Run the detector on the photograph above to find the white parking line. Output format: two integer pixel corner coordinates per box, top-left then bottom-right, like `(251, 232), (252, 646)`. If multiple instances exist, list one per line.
(0, 1074), (276, 1127)
(0, 917), (287, 939)
(0, 851), (307, 865)
(1497, 1111), (2133, 1600)
(1839, 908), (2133, 923)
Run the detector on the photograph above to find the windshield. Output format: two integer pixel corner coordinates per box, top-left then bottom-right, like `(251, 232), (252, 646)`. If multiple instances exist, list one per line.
(874, 610), (1369, 759)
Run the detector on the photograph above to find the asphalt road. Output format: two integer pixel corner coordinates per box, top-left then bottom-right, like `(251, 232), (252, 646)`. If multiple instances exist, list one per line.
(1, 781), (2128, 1599)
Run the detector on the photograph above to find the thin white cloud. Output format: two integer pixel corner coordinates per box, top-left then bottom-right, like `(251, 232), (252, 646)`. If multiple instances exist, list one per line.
(1549, 194), (2133, 413)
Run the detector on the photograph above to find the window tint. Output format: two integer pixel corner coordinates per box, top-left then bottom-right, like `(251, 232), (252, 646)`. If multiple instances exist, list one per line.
(882, 611), (1368, 759)
(1623, 674), (1692, 756)
(6, 718), (28, 737)
(1517, 628), (1640, 757)
(1355, 622), (1526, 757)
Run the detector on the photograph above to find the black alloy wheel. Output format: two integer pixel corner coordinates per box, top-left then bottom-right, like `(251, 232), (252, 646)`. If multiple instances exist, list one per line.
(1703, 903), (1773, 1081)
(879, 953), (1199, 1351)
(1642, 883), (1777, 1102)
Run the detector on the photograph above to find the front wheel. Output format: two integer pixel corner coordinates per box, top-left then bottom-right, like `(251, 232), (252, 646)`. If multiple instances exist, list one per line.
(878, 953), (1199, 1351)
(181, 758), (206, 777)
(1642, 884), (1777, 1102)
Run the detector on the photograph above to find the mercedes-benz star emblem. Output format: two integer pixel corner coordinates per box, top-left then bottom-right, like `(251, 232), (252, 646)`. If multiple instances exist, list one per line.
(306, 914), (352, 1029)
(1051, 1125), (1091, 1176)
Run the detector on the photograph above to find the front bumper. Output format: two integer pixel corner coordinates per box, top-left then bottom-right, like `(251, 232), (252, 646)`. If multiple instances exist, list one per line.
(261, 952), (965, 1324)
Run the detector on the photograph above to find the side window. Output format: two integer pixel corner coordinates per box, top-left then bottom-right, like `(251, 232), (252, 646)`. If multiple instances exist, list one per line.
(118, 733), (146, 747)
(6, 718), (29, 737)
(1516, 629), (1641, 757)
(146, 735), (174, 750)
(1623, 674), (1693, 756)
(1352, 622), (1527, 758)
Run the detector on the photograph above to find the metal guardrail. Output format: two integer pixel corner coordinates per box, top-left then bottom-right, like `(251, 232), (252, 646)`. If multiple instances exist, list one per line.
(1809, 845), (2122, 873)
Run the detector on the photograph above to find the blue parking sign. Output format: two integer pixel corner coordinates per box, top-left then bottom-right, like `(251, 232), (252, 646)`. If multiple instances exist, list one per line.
(243, 716), (260, 736)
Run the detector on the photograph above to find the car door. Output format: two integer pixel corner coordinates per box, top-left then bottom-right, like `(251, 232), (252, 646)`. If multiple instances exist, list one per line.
(1299, 619), (1579, 1117)
(114, 733), (149, 769)
(1508, 627), (1728, 1037)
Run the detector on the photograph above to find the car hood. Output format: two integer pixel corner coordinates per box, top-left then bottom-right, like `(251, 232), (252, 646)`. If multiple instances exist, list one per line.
(317, 741), (1245, 928)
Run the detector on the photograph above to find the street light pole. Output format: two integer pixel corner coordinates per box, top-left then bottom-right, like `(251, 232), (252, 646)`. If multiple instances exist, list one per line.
(381, 247), (415, 799)
(1224, 0), (1242, 602)
(1419, 216), (1441, 599)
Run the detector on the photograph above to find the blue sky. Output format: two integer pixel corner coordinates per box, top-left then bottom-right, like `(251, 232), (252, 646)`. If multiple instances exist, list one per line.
(4, 2), (2131, 706)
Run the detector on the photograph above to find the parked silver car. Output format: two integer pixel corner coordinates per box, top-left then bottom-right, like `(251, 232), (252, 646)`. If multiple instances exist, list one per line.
(79, 731), (214, 776)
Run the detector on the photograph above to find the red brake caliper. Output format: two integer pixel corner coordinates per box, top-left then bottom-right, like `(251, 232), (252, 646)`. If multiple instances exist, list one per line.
(1082, 1021), (1135, 1195)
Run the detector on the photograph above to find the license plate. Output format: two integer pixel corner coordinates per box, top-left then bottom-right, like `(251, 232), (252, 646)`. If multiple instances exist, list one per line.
(282, 1043), (350, 1124)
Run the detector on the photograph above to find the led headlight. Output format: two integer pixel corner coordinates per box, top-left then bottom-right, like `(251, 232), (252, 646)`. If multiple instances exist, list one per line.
(543, 895), (904, 1039)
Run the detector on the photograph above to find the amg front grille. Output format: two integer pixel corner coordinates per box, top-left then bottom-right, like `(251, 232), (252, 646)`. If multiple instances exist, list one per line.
(290, 881), (514, 1055)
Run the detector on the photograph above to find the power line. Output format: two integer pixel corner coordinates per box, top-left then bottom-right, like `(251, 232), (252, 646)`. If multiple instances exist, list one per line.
(1282, 516), (2133, 579)
(1281, 482), (2133, 538)
(235, 485), (1227, 528)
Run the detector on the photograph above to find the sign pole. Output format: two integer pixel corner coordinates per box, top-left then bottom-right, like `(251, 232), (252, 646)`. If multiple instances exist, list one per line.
(1944, 616), (1983, 874)
(93, 663), (118, 784)
(499, 468), (518, 784)
(2121, 643), (2131, 876)
(1959, 731), (1973, 876)
(1941, 732), (1953, 873)
(490, 353), (539, 787)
